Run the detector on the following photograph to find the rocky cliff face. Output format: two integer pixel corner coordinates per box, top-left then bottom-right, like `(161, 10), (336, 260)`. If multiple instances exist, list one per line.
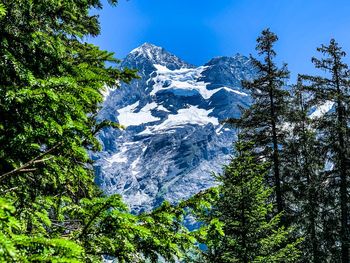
(94, 43), (256, 212)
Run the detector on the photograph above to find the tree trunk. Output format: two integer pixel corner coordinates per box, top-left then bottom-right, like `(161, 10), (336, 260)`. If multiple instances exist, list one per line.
(269, 84), (283, 215)
(267, 51), (284, 217)
(334, 66), (348, 263)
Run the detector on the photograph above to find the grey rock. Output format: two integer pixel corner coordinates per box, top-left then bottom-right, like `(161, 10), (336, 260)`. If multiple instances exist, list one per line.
(94, 43), (256, 212)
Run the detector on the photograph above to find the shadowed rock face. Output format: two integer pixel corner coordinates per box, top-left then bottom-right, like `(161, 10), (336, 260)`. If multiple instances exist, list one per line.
(94, 43), (256, 213)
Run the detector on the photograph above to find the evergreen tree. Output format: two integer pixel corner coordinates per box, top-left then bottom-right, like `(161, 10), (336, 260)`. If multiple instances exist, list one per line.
(282, 79), (327, 262)
(202, 140), (301, 263)
(300, 39), (350, 263)
(226, 29), (290, 216)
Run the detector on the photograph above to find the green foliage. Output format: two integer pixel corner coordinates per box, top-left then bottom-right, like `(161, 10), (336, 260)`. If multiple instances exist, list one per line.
(61, 194), (203, 263)
(201, 141), (302, 263)
(0, 192), (208, 263)
(0, 198), (85, 262)
(0, 3), (5, 18)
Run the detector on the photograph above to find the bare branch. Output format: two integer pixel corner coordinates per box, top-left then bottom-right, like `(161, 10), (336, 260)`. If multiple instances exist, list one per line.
(0, 186), (19, 194)
(0, 143), (62, 181)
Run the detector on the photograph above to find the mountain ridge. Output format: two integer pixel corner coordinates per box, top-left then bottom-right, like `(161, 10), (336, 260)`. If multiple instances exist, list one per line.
(94, 43), (256, 212)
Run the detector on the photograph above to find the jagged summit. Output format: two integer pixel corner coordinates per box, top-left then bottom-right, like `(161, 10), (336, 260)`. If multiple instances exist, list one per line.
(123, 42), (193, 71)
(130, 42), (163, 55)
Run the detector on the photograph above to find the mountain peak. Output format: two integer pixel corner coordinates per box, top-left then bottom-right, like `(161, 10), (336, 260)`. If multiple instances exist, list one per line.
(125, 43), (194, 71)
(97, 44), (257, 212)
(130, 42), (163, 55)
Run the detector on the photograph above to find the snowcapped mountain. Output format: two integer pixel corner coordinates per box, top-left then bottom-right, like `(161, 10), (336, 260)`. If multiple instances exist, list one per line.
(94, 43), (256, 212)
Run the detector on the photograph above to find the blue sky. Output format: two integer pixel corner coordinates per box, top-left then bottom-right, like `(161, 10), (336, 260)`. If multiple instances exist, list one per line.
(90, 0), (350, 81)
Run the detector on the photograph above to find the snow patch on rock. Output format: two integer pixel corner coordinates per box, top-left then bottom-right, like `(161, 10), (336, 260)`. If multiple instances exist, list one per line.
(310, 101), (334, 119)
(117, 101), (160, 127)
(151, 64), (220, 99)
